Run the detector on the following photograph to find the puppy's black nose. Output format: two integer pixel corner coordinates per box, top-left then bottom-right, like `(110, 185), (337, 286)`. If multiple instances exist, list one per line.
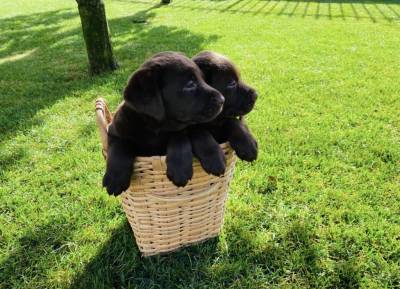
(248, 88), (258, 103)
(215, 93), (225, 107)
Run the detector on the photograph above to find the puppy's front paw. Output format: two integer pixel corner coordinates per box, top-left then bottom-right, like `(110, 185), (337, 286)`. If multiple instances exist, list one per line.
(167, 164), (193, 187)
(232, 136), (258, 162)
(102, 169), (132, 196)
(200, 152), (226, 176)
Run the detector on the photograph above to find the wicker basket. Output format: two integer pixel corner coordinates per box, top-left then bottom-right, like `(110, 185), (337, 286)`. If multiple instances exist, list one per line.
(95, 98), (236, 256)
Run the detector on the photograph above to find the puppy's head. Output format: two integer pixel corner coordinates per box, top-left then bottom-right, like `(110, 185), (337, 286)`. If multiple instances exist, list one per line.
(192, 51), (257, 117)
(123, 52), (224, 126)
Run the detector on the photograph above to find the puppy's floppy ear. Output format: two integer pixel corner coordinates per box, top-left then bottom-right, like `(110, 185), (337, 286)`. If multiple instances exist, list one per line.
(124, 67), (165, 121)
(192, 59), (213, 84)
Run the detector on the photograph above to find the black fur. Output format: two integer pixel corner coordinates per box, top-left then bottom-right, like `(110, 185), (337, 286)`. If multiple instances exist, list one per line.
(190, 51), (258, 174)
(103, 52), (224, 195)
(166, 132), (193, 187)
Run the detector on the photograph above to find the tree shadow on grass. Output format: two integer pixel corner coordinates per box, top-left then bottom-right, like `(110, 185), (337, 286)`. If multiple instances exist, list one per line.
(0, 9), (86, 142)
(0, 5), (218, 138)
(0, 218), (77, 288)
(160, 0), (400, 23)
(0, 4), (218, 173)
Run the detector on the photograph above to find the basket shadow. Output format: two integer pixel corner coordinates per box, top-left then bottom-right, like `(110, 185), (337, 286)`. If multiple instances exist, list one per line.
(0, 218), (77, 287)
(1, 207), (360, 288)
(69, 220), (221, 289)
(68, 214), (353, 288)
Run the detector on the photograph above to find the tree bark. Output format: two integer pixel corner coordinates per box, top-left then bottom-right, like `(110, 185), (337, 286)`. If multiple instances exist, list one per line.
(76, 0), (118, 75)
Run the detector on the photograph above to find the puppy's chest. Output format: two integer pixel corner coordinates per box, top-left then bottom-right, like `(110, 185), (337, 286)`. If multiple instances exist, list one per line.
(130, 130), (169, 156)
(205, 122), (229, 143)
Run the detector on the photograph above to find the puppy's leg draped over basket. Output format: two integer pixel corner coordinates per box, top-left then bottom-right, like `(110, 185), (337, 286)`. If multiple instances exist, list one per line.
(95, 98), (236, 256)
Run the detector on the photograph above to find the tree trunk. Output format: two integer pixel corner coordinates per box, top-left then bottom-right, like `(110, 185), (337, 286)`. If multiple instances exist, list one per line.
(76, 0), (118, 75)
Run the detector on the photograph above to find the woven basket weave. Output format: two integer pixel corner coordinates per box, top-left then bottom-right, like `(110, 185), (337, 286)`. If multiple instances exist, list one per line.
(95, 98), (236, 256)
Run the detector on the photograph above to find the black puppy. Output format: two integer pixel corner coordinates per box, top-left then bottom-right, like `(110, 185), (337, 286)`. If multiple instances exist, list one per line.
(103, 52), (224, 195)
(189, 51), (258, 174)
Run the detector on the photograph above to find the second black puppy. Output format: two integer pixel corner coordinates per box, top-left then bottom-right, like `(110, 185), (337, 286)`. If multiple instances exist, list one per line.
(103, 52), (224, 195)
(189, 51), (258, 175)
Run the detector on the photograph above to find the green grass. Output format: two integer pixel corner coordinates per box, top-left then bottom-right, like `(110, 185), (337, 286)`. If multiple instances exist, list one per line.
(1, 0), (399, 288)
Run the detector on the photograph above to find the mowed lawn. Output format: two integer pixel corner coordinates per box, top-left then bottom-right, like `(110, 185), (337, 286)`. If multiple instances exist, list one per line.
(1, 0), (399, 288)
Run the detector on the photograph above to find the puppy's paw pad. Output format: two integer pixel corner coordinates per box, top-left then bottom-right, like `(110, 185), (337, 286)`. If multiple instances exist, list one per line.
(236, 146), (258, 162)
(167, 167), (193, 187)
(233, 139), (258, 162)
(103, 172), (131, 196)
(201, 155), (226, 176)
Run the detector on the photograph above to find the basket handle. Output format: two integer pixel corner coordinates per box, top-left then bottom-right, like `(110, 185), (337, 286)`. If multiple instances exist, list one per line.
(148, 182), (221, 202)
(95, 98), (112, 159)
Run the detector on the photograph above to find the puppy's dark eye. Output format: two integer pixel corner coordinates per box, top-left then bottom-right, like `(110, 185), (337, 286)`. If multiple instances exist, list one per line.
(227, 80), (237, 89)
(185, 80), (197, 90)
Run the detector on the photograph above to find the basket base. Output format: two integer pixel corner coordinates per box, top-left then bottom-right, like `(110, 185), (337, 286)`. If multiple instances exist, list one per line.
(137, 231), (221, 257)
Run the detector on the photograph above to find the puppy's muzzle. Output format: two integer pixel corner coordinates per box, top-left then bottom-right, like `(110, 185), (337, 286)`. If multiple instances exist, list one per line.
(248, 88), (258, 104)
(237, 88), (257, 116)
(213, 92), (225, 112)
(201, 90), (225, 122)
